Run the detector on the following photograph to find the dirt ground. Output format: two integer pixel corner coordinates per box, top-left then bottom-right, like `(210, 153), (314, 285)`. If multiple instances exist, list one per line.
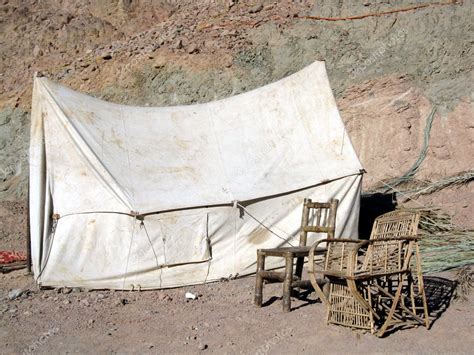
(1, 1), (473, 354)
(1, 268), (472, 354)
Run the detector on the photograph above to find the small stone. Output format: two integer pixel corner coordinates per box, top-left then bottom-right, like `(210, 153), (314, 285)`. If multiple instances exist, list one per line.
(72, 287), (82, 293)
(102, 53), (112, 60)
(198, 343), (208, 351)
(33, 45), (42, 57)
(87, 319), (95, 326)
(174, 39), (183, 50)
(223, 55), (233, 68)
(96, 293), (105, 299)
(249, 4), (263, 13)
(61, 287), (72, 294)
(63, 300), (70, 305)
(187, 43), (198, 54)
(115, 298), (129, 306)
(23, 311), (32, 316)
(158, 293), (172, 301)
(80, 299), (90, 307)
(8, 289), (22, 300)
(153, 57), (167, 69)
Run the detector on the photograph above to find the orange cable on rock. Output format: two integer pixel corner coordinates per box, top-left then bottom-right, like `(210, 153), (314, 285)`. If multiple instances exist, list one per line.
(297, 1), (462, 22)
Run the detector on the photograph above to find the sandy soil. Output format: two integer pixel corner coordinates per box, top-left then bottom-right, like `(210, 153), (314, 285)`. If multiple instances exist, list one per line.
(1, 268), (472, 354)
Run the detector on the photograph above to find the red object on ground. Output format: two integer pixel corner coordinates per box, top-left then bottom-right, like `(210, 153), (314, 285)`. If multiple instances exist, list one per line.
(0, 251), (27, 264)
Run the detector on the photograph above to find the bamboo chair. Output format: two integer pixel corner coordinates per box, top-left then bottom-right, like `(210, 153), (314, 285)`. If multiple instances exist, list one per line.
(254, 198), (338, 312)
(308, 210), (429, 336)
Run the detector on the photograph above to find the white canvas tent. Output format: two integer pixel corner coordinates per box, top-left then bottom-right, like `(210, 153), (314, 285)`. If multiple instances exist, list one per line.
(30, 60), (363, 290)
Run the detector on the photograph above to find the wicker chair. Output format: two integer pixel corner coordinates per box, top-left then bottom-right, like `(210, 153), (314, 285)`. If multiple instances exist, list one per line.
(254, 198), (338, 312)
(308, 210), (429, 336)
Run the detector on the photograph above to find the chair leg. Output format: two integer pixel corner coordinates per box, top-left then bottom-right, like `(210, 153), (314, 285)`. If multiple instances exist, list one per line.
(377, 276), (405, 337)
(282, 255), (293, 313)
(415, 244), (430, 328)
(254, 252), (265, 307)
(294, 256), (304, 296)
(295, 256), (304, 279)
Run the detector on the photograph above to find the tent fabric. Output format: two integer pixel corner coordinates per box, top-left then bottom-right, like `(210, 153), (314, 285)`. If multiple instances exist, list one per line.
(30, 61), (364, 289)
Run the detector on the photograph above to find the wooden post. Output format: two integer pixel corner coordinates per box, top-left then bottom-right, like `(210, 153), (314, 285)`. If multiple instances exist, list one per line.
(26, 178), (32, 274)
(295, 199), (311, 281)
(328, 199), (338, 239)
(282, 255), (294, 312)
(254, 251), (265, 307)
(299, 198), (311, 247)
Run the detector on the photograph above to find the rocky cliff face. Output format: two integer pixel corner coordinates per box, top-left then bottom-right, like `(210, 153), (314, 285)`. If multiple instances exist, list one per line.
(0, 0), (472, 247)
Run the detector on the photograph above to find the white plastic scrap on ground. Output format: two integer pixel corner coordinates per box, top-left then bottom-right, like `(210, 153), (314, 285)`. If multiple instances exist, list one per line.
(185, 292), (197, 300)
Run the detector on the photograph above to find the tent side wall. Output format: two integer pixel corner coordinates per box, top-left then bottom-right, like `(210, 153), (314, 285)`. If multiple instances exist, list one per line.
(36, 174), (362, 289)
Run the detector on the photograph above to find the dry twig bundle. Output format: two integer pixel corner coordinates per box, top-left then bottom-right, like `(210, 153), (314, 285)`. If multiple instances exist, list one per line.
(397, 207), (474, 273)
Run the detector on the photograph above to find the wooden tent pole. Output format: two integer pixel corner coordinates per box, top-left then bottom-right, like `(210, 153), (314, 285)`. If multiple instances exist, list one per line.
(26, 177), (32, 274)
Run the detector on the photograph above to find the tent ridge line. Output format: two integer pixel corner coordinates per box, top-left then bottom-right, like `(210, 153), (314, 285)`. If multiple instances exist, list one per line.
(54, 170), (365, 219)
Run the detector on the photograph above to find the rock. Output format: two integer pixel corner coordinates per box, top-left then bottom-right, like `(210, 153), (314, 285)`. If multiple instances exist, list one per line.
(61, 287), (72, 294)
(115, 298), (129, 306)
(96, 293), (105, 299)
(187, 43), (198, 54)
(153, 57), (167, 69)
(249, 4), (263, 14)
(7, 289), (22, 300)
(80, 299), (90, 307)
(101, 53), (112, 60)
(0, 110), (12, 126)
(223, 55), (233, 68)
(174, 39), (183, 50)
(63, 300), (70, 305)
(87, 319), (95, 326)
(158, 293), (172, 301)
(198, 343), (208, 351)
(33, 45), (42, 57)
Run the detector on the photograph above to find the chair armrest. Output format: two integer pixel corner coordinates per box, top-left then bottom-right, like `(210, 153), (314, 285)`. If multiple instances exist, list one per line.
(308, 238), (366, 306)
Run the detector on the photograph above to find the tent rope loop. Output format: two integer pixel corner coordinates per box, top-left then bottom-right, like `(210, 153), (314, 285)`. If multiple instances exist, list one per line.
(235, 202), (295, 247)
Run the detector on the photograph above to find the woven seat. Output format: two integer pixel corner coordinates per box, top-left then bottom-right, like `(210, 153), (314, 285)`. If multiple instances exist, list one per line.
(254, 198), (338, 312)
(308, 210), (430, 336)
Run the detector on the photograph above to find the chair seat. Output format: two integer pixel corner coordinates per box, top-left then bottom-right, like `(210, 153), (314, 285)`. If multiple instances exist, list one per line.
(258, 246), (327, 257)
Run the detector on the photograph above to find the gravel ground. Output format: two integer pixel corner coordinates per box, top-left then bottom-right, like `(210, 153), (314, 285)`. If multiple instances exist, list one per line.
(1, 268), (472, 354)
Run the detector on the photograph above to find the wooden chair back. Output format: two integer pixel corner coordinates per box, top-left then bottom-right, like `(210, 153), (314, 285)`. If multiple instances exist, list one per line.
(369, 210), (419, 240)
(322, 210), (420, 273)
(299, 198), (338, 247)
(363, 210), (420, 273)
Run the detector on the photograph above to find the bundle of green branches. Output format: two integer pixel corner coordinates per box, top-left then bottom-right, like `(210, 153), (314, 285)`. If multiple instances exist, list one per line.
(398, 206), (474, 273)
(402, 171), (474, 200)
